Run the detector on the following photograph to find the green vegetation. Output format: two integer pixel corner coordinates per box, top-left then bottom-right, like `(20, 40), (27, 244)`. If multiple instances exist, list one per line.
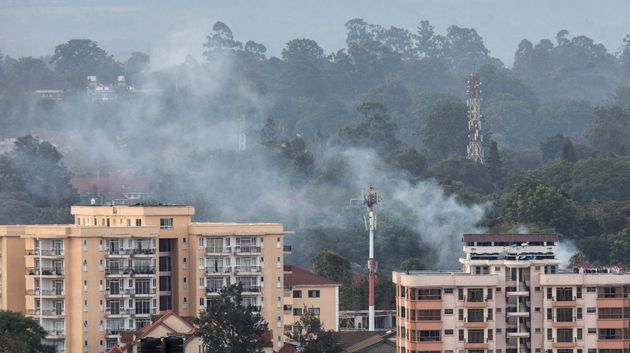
(0, 310), (54, 353)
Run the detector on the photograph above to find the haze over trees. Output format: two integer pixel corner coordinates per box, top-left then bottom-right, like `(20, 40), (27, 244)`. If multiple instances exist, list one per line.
(1, 18), (630, 280)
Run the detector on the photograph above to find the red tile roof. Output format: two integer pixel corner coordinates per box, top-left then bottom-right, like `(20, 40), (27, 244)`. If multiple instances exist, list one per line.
(278, 343), (299, 353)
(462, 234), (558, 243)
(284, 265), (340, 287)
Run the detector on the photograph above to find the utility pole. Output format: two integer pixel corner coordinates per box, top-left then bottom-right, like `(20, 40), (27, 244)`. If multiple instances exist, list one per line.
(363, 185), (381, 331)
(466, 72), (484, 163)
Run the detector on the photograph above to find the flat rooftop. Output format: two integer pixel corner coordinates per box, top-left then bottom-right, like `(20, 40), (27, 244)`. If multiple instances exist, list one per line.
(463, 233), (558, 243)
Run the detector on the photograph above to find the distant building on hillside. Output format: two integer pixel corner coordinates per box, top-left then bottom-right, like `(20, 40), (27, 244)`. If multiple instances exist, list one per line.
(70, 170), (155, 205)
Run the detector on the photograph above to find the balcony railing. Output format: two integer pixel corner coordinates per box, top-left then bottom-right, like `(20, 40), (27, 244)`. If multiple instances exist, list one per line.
(26, 289), (64, 296)
(105, 309), (133, 316)
(234, 246), (261, 254)
(26, 249), (64, 256)
(206, 266), (232, 274)
(105, 288), (133, 296)
(235, 266), (262, 274)
(206, 287), (223, 294)
(45, 330), (65, 338)
(105, 267), (156, 276)
(133, 288), (156, 296)
(26, 309), (64, 316)
(205, 247), (232, 254)
(26, 267), (64, 276)
(241, 286), (262, 293)
(131, 248), (156, 256)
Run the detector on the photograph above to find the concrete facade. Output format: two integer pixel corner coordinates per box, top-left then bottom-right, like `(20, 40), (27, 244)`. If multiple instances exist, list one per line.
(393, 234), (630, 353)
(0, 204), (291, 353)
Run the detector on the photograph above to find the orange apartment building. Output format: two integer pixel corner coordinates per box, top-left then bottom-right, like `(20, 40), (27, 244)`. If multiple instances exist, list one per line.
(282, 265), (340, 335)
(0, 204), (292, 353)
(393, 234), (630, 353)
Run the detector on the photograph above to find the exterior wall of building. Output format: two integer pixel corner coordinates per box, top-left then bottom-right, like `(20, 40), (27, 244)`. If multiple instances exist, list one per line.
(283, 285), (339, 332)
(393, 235), (630, 353)
(0, 205), (290, 353)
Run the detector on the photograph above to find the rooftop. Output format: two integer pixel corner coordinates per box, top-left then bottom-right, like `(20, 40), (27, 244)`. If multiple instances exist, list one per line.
(284, 265), (340, 287)
(463, 233), (558, 243)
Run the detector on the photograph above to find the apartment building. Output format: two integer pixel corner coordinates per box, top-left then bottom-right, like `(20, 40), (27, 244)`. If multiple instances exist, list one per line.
(0, 204), (290, 353)
(282, 265), (340, 336)
(392, 233), (630, 353)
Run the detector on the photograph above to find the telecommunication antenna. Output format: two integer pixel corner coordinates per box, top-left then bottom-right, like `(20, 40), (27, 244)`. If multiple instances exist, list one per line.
(238, 114), (247, 151)
(363, 185), (381, 331)
(466, 73), (484, 163)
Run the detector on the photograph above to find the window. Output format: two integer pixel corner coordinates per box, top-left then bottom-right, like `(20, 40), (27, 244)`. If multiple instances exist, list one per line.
(159, 256), (171, 272)
(556, 308), (573, 322)
(468, 309), (484, 322)
(577, 287), (582, 299)
(307, 308), (320, 315)
(487, 288), (493, 300)
(135, 279), (150, 294)
(293, 290), (302, 298)
(467, 288), (484, 302)
(587, 307), (596, 313)
(418, 310), (441, 321)
(159, 276), (171, 292)
(444, 308), (453, 315)
(556, 287), (573, 301)
(535, 287), (541, 292)
(293, 308), (302, 316)
(535, 307), (541, 312)
(547, 328), (553, 341)
(588, 328), (596, 334)
(547, 308), (553, 320)
(586, 287), (596, 292)
(160, 218), (173, 229)
(468, 329), (484, 343)
(135, 219), (142, 227)
(557, 328), (573, 342)
(487, 329), (493, 341)
(598, 307), (623, 319)
(159, 239), (171, 252)
(418, 289), (441, 300)
(135, 299), (151, 314)
(577, 328), (583, 340)
(419, 330), (440, 342)
(577, 307), (583, 319)
(444, 288), (453, 294)
(308, 290), (320, 298)
(458, 329), (464, 341)
(445, 329), (454, 335)
(599, 328), (623, 340)
(547, 287), (553, 299)
(487, 308), (493, 321)
(458, 309), (464, 321)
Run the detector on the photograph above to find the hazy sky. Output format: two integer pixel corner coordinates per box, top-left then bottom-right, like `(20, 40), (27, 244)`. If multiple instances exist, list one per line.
(1, 0), (629, 67)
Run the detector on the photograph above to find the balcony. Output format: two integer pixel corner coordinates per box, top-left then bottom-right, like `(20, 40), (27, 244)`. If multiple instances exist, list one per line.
(132, 309), (156, 318)
(26, 249), (64, 257)
(206, 267), (232, 275)
(463, 297), (488, 308)
(26, 267), (64, 277)
(130, 267), (156, 277)
(45, 330), (65, 339)
(205, 247), (232, 255)
(206, 287), (223, 295)
(506, 305), (530, 316)
(104, 249), (132, 258)
(506, 286), (530, 296)
(131, 248), (156, 257)
(552, 296), (577, 307)
(283, 245), (292, 254)
(506, 328), (530, 337)
(105, 267), (133, 277)
(26, 289), (65, 297)
(105, 309), (133, 317)
(234, 245), (261, 254)
(552, 338), (577, 348)
(26, 309), (64, 317)
(463, 340), (488, 350)
(234, 266), (262, 274)
(105, 329), (123, 337)
(241, 286), (262, 293)
(104, 288), (133, 297)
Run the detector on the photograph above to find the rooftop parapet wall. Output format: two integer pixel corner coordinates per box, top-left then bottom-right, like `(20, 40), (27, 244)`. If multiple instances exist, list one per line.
(71, 205), (195, 217)
(392, 271), (499, 287)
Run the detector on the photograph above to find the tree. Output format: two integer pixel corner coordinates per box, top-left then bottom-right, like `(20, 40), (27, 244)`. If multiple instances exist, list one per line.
(561, 138), (578, 163)
(288, 306), (343, 353)
(485, 140), (503, 183)
(569, 157), (630, 203)
(540, 134), (567, 162)
(500, 177), (579, 237)
(0, 310), (54, 353)
(195, 284), (271, 353)
(336, 103), (402, 155)
(8, 135), (77, 208)
(203, 21), (243, 60)
(312, 250), (351, 284)
(124, 52), (150, 85)
(610, 227), (630, 265)
(587, 106), (630, 155)
(399, 257), (426, 271)
(50, 39), (121, 89)
(422, 102), (468, 161)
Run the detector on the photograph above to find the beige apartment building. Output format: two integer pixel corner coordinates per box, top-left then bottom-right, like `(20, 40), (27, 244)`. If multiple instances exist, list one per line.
(393, 234), (630, 353)
(282, 265), (340, 336)
(0, 204), (291, 353)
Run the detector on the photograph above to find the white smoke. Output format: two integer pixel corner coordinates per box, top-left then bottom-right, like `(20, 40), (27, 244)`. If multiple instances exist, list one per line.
(556, 241), (577, 269)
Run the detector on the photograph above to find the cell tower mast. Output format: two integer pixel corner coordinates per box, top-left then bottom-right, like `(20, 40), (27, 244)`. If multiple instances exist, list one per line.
(466, 73), (484, 163)
(363, 185), (381, 331)
(238, 114), (247, 151)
